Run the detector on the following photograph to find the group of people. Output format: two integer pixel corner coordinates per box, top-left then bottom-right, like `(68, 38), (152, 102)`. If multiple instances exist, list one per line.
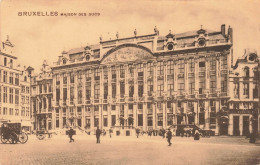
(67, 127), (201, 146)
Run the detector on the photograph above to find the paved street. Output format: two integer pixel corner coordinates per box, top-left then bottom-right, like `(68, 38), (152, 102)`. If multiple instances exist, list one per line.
(0, 134), (260, 165)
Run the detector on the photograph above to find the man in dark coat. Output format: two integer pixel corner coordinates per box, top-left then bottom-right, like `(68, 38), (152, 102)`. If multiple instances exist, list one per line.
(96, 127), (102, 144)
(68, 127), (75, 143)
(166, 128), (172, 146)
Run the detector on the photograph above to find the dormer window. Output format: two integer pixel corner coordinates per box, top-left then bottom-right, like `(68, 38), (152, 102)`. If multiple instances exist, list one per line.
(62, 59), (66, 64)
(198, 38), (206, 47)
(167, 43), (174, 50)
(86, 55), (90, 61)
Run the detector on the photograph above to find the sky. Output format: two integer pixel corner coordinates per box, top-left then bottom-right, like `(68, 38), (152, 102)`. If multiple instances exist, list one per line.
(0, 0), (260, 72)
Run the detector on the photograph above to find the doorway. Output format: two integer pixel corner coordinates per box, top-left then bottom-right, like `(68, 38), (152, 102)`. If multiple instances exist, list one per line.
(233, 116), (240, 136)
(242, 116), (250, 136)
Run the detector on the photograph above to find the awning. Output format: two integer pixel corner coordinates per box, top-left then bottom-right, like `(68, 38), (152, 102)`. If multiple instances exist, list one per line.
(21, 120), (32, 127)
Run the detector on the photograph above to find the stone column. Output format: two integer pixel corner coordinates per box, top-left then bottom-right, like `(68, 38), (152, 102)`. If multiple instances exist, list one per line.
(215, 101), (220, 135)
(108, 105), (111, 128)
(249, 114), (253, 134)
(163, 102), (166, 129)
(152, 103), (156, 129)
(143, 103), (147, 131)
(194, 102), (198, 125)
(205, 101), (210, 130)
(133, 104), (137, 128)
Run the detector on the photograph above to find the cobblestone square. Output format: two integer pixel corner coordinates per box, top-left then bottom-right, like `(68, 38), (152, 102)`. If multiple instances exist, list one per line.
(0, 135), (260, 165)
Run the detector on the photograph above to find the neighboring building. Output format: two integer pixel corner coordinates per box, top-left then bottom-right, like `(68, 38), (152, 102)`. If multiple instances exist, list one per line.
(30, 61), (53, 130)
(50, 25), (233, 135)
(228, 49), (259, 136)
(0, 36), (32, 131)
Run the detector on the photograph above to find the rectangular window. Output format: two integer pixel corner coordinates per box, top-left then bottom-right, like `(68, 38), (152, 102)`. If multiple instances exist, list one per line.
(94, 68), (100, 80)
(138, 104), (143, 110)
(148, 116), (153, 126)
(178, 82), (185, 95)
(111, 115), (116, 126)
(9, 108), (13, 115)
(104, 83), (108, 99)
(70, 87), (74, 103)
(221, 75), (227, 93)
(157, 80), (164, 96)
(111, 66), (116, 79)
(3, 71), (7, 83)
(63, 75), (67, 84)
(3, 87), (7, 103)
(189, 79), (195, 95)
(15, 109), (19, 116)
(210, 76), (216, 94)
(178, 60), (184, 73)
(120, 81), (125, 97)
(103, 67), (108, 79)
(128, 64), (134, 77)
(167, 60), (174, 74)
(128, 104), (133, 110)
(15, 74), (19, 85)
(210, 112), (216, 124)
(112, 105), (116, 111)
(147, 81), (153, 96)
(9, 72), (13, 84)
(85, 82), (91, 100)
(120, 65), (125, 78)
(103, 116), (108, 127)
(199, 113), (205, 124)
(129, 84), (134, 97)
(167, 78), (174, 95)
(103, 105), (107, 111)
(199, 80), (205, 94)
(112, 83), (116, 98)
(210, 56), (216, 70)
(94, 84), (100, 99)
(188, 58), (195, 73)
(138, 114), (143, 126)
(138, 81), (143, 97)
(78, 86), (82, 104)
(9, 88), (13, 104)
(15, 89), (19, 105)
(158, 115), (163, 126)
(63, 88), (67, 101)
(70, 73), (74, 83)
(3, 107), (8, 115)
(85, 70), (91, 81)
(221, 55), (228, 69)
(147, 62), (153, 76)
(157, 61), (164, 75)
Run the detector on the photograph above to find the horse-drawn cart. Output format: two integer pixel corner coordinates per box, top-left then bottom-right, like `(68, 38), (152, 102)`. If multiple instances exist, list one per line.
(0, 123), (28, 144)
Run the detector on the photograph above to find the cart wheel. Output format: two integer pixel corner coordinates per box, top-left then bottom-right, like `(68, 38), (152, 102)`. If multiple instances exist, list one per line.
(36, 134), (46, 140)
(1, 135), (8, 144)
(19, 133), (28, 144)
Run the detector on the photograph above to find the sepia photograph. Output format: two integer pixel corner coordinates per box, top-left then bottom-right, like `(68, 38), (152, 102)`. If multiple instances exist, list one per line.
(0, 0), (260, 164)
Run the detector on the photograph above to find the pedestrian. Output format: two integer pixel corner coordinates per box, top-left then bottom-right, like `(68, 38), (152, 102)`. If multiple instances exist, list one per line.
(162, 129), (166, 138)
(68, 127), (75, 143)
(194, 129), (200, 140)
(136, 128), (140, 138)
(166, 128), (172, 146)
(96, 127), (102, 144)
(109, 127), (113, 138)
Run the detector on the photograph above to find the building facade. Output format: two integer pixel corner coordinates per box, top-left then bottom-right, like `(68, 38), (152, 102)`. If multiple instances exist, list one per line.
(0, 37), (32, 131)
(50, 25), (234, 135)
(228, 49), (259, 136)
(30, 61), (53, 131)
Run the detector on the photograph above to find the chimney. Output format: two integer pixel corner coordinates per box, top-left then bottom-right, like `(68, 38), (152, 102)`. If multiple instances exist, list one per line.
(221, 24), (225, 36)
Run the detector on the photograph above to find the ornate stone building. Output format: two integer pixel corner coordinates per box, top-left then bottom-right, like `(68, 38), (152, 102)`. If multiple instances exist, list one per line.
(30, 61), (53, 130)
(0, 36), (32, 131)
(228, 49), (259, 136)
(51, 25), (233, 135)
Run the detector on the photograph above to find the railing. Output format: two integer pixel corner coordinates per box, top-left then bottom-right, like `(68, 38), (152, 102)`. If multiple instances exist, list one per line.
(209, 93), (217, 97)
(188, 73), (194, 78)
(198, 94), (206, 98)
(220, 92), (227, 97)
(199, 72), (205, 77)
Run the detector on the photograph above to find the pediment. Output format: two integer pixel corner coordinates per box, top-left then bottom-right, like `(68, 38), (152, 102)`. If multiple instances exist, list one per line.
(101, 44), (154, 64)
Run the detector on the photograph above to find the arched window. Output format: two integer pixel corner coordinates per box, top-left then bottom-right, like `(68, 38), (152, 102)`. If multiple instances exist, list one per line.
(10, 59), (13, 68)
(4, 57), (7, 66)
